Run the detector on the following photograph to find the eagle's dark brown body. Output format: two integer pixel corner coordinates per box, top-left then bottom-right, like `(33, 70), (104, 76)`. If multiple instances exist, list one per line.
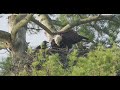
(51, 30), (89, 49)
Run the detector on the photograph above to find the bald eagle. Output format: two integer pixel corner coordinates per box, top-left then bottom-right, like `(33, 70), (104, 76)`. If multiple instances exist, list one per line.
(34, 41), (49, 53)
(51, 30), (89, 49)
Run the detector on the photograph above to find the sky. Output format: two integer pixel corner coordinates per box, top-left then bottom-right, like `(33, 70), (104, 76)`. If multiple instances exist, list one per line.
(0, 14), (48, 60)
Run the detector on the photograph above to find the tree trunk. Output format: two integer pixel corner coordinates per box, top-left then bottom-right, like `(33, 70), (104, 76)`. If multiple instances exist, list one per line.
(35, 14), (57, 42)
(8, 15), (32, 75)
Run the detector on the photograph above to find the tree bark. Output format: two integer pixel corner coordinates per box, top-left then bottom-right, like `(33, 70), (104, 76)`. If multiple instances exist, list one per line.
(35, 14), (57, 42)
(0, 30), (11, 50)
(31, 17), (54, 35)
(8, 14), (33, 75)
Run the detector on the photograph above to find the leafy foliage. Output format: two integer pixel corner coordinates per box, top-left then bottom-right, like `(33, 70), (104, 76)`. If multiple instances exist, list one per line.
(1, 43), (120, 76)
(30, 52), (65, 76)
(0, 57), (13, 76)
(71, 44), (120, 76)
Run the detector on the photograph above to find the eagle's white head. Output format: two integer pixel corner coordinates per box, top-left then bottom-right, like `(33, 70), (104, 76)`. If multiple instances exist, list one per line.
(54, 35), (62, 46)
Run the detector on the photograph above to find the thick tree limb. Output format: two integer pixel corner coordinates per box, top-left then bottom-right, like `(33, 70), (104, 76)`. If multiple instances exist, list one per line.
(0, 30), (11, 42)
(31, 17), (54, 35)
(0, 30), (11, 50)
(57, 15), (115, 34)
(11, 14), (33, 40)
(35, 14), (57, 32)
(31, 15), (115, 36)
(43, 14), (57, 32)
(0, 43), (6, 50)
(34, 14), (58, 42)
(13, 14), (27, 25)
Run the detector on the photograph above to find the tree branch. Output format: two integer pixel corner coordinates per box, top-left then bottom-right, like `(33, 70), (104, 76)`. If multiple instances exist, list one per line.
(31, 17), (54, 35)
(30, 15), (115, 36)
(0, 30), (11, 42)
(57, 15), (115, 34)
(0, 43), (6, 50)
(0, 30), (11, 50)
(27, 27), (42, 31)
(11, 14), (33, 40)
(15, 14), (27, 24)
(33, 14), (58, 42)
(44, 14), (57, 32)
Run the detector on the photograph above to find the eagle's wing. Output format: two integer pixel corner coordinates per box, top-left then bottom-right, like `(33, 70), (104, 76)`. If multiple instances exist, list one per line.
(61, 30), (88, 44)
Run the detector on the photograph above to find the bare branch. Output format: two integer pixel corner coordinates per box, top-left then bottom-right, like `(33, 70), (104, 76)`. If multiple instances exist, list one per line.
(44, 14), (57, 32)
(31, 17), (54, 35)
(0, 30), (11, 50)
(14, 14), (27, 25)
(11, 14), (33, 40)
(57, 15), (114, 34)
(0, 30), (11, 42)
(35, 14), (57, 32)
(27, 27), (42, 31)
(34, 14), (58, 42)
(0, 43), (6, 50)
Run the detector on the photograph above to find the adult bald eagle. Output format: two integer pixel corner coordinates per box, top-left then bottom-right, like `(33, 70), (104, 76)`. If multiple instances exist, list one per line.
(51, 30), (89, 49)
